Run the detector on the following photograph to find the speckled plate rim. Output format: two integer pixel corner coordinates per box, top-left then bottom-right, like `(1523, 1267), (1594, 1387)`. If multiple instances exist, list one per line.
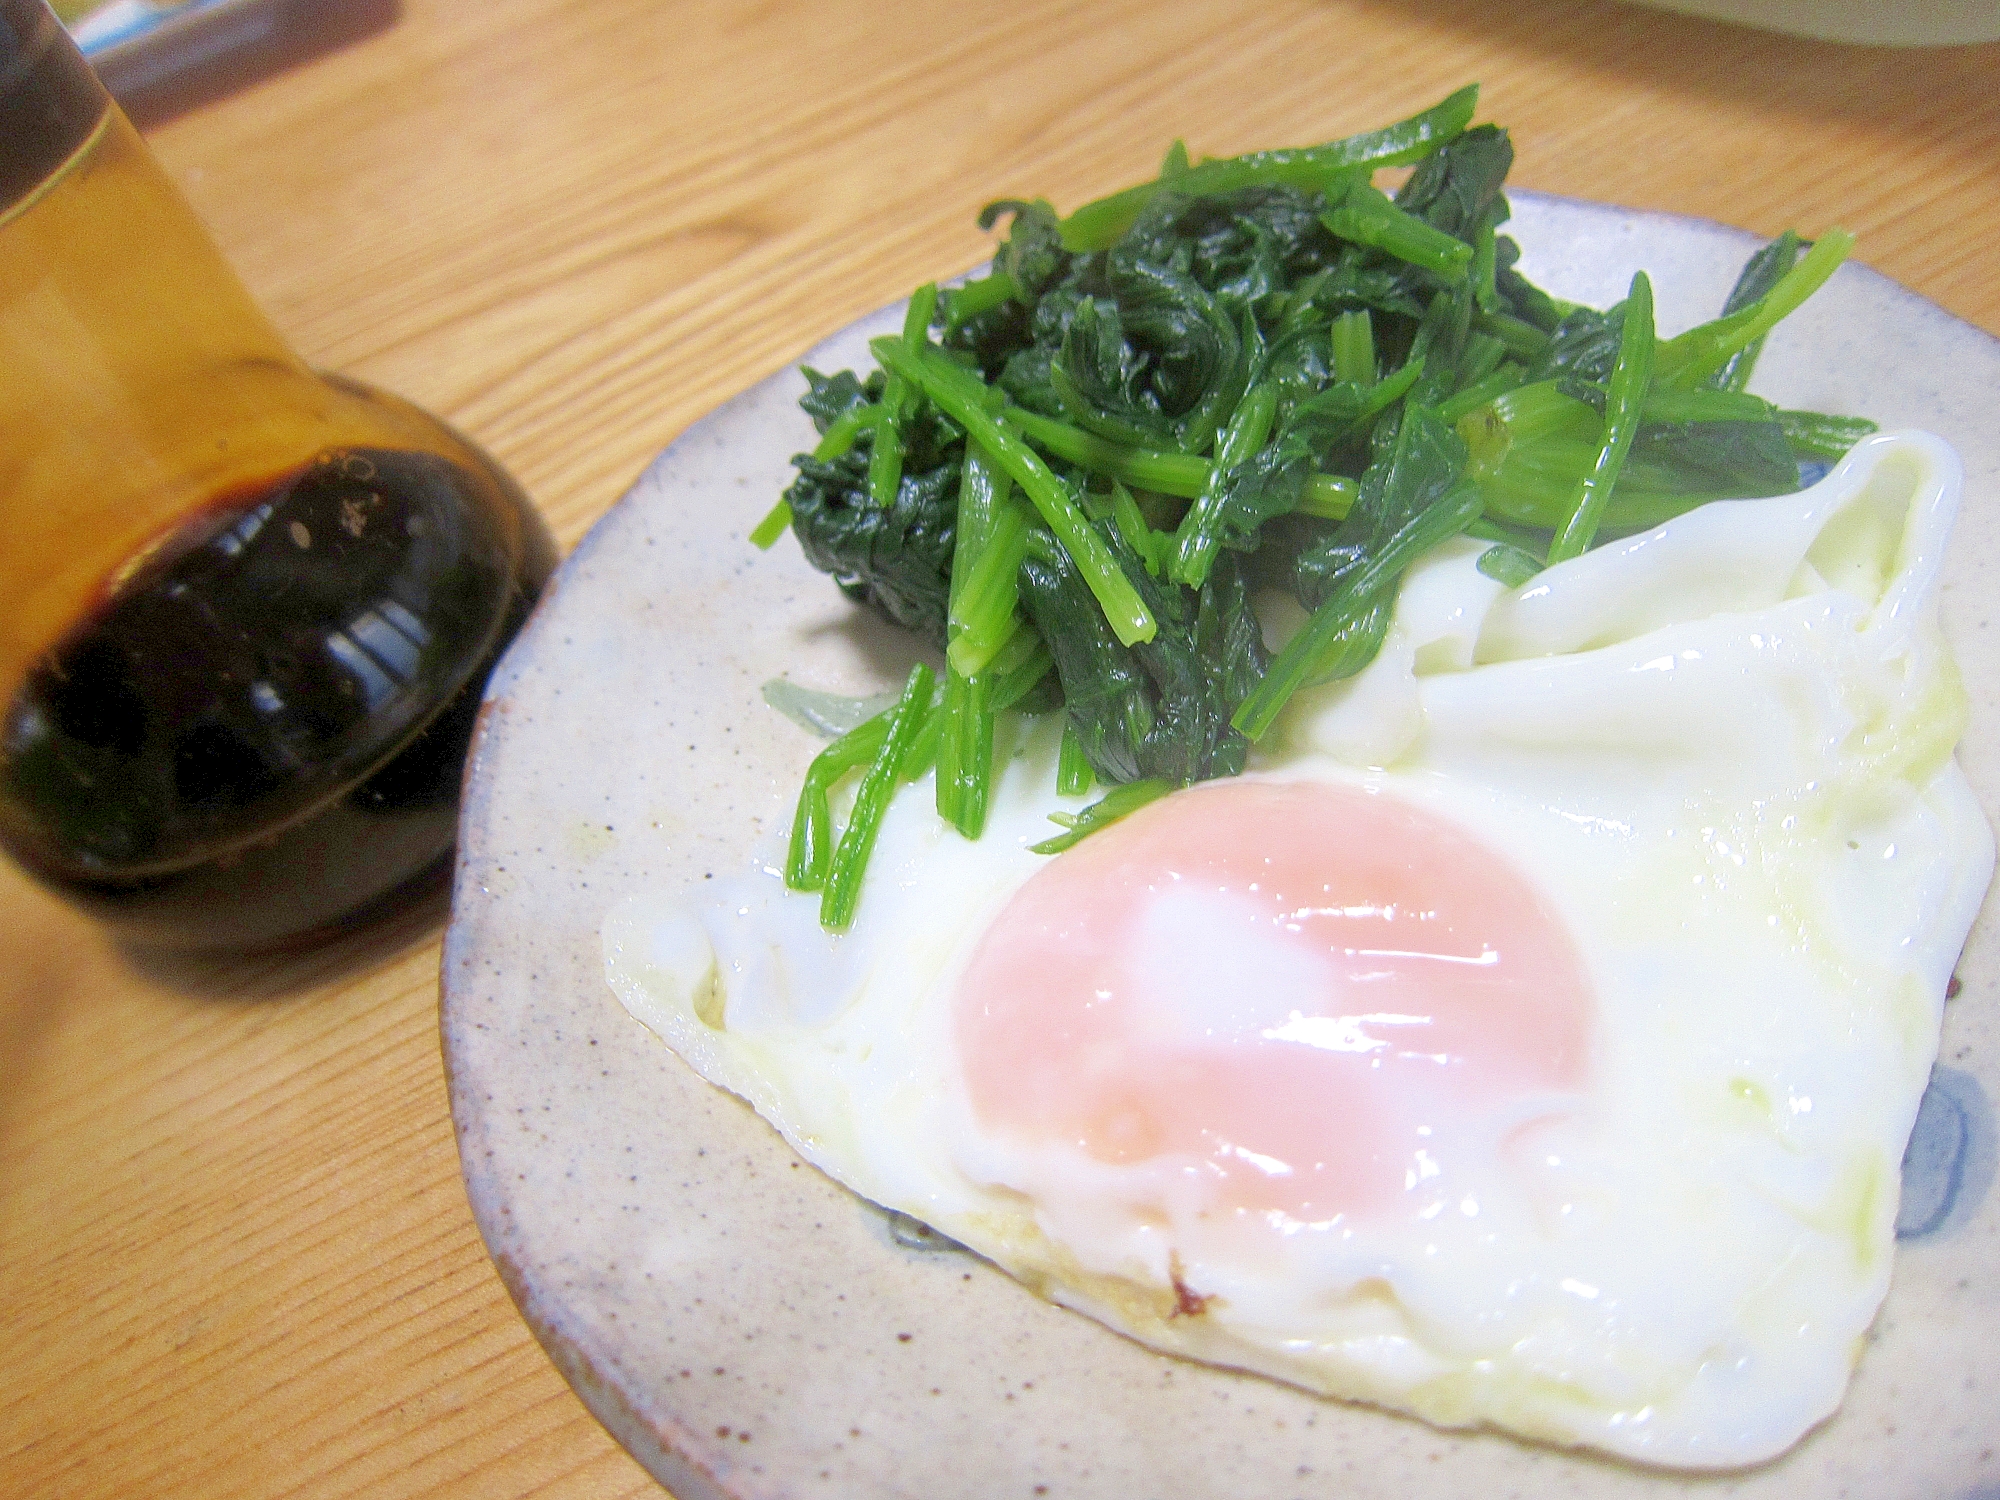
(442, 190), (2000, 1500)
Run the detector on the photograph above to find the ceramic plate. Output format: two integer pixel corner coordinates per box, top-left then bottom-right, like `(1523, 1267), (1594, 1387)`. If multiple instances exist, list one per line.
(442, 191), (2000, 1500)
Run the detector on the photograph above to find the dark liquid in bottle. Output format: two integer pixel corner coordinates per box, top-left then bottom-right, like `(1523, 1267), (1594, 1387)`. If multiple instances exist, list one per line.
(0, 446), (557, 947)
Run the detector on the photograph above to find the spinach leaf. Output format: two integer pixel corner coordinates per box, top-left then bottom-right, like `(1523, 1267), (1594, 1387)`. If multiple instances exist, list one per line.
(1017, 523), (1266, 785)
(782, 375), (967, 645)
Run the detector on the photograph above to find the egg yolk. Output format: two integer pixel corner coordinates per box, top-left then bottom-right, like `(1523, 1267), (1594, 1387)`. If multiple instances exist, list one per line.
(953, 778), (1594, 1224)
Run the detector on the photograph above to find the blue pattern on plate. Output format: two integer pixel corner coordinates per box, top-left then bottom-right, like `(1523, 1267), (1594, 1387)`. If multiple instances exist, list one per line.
(1897, 1065), (1995, 1240)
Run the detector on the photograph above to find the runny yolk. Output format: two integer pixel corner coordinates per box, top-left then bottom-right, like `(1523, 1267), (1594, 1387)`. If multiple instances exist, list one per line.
(953, 777), (1593, 1224)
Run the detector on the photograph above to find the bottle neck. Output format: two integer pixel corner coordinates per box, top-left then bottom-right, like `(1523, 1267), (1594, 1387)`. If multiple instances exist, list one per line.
(0, 0), (111, 217)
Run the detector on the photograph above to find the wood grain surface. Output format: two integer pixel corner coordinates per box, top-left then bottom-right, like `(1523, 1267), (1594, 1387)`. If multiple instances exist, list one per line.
(3, 1), (1997, 1495)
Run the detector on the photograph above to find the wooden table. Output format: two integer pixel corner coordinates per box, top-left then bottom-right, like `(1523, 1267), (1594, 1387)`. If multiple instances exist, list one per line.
(4, 2), (1997, 1494)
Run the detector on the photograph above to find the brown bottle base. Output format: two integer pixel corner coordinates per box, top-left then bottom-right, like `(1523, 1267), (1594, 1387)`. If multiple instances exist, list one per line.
(0, 443), (557, 951)
(12, 575), (535, 951)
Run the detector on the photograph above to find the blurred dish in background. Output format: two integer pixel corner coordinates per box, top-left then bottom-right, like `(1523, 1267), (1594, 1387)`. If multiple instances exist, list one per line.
(1628, 0), (2000, 44)
(59, 0), (396, 123)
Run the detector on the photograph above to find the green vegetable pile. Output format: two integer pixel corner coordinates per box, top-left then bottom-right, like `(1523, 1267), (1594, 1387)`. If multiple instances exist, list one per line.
(751, 85), (1872, 931)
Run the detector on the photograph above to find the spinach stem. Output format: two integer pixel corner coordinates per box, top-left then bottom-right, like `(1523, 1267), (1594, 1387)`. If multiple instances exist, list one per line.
(1056, 85), (1478, 251)
(1653, 230), (1852, 389)
(820, 663), (936, 930)
(1473, 310), (1550, 362)
(1106, 481), (1160, 575)
(1548, 271), (1655, 563)
(1006, 407), (1210, 496)
(814, 402), (886, 461)
(946, 502), (1030, 675)
(988, 634), (1054, 710)
(1170, 382), (1279, 587)
(1005, 404), (1356, 517)
(1057, 723), (1093, 795)
(935, 667), (993, 838)
(1030, 778), (1175, 854)
(866, 286), (940, 508)
(748, 500), (792, 550)
(1434, 363), (1524, 424)
(874, 338), (1158, 647)
(1234, 472), (1483, 741)
(866, 410), (903, 507)
(1471, 218), (1500, 312)
(943, 270), (1015, 330)
(784, 712), (891, 892)
(938, 436), (1008, 836)
(1330, 309), (1375, 385)
(1321, 182), (1474, 280)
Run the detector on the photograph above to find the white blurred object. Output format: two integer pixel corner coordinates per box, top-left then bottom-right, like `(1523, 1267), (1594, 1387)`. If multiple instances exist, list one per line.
(1630, 0), (2000, 43)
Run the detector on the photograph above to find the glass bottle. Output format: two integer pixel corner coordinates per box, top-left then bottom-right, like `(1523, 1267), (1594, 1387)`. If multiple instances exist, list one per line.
(0, 0), (558, 947)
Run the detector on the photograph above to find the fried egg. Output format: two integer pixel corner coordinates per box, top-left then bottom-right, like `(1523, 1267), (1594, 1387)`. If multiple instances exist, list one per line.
(602, 429), (1992, 1469)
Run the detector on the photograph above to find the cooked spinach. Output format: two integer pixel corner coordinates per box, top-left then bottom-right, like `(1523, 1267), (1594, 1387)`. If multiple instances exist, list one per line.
(753, 86), (1871, 928)
(781, 366), (965, 644)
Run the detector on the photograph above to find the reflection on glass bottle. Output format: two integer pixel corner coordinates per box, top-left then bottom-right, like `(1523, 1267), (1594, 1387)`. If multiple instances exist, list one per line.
(0, 0), (557, 946)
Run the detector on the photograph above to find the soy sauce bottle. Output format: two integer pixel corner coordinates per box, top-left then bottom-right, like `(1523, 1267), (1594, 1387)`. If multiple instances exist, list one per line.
(0, 1), (557, 947)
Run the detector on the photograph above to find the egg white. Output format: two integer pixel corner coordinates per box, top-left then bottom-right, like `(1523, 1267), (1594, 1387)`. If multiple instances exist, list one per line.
(603, 429), (1992, 1469)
